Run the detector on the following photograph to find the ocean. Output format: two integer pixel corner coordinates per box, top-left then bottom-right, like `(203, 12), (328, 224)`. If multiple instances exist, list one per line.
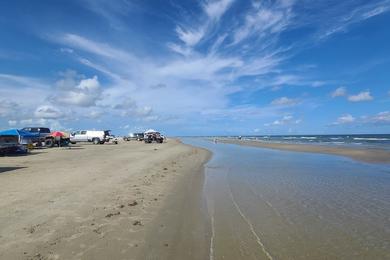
(216, 134), (390, 150)
(182, 138), (390, 260)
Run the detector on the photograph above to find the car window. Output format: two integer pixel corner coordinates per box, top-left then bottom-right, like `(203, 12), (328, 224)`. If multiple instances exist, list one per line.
(80, 131), (87, 135)
(39, 128), (50, 133)
(30, 128), (39, 132)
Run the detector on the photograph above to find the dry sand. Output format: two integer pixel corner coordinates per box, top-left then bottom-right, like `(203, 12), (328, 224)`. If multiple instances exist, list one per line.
(0, 139), (211, 260)
(219, 139), (390, 163)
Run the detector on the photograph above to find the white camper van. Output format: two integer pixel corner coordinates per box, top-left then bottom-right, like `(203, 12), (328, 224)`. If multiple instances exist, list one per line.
(70, 130), (117, 144)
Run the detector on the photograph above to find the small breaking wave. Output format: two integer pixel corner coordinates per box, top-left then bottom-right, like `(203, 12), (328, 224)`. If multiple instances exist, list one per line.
(353, 137), (390, 141)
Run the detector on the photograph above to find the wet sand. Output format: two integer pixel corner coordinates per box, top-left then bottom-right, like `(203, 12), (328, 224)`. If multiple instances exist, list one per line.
(0, 139), (210, 260)
(219, 139), (390, 163)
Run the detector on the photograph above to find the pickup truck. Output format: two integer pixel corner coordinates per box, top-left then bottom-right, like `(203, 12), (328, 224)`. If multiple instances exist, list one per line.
(21, 127), (51, 146)
(70, 130), (118, 144)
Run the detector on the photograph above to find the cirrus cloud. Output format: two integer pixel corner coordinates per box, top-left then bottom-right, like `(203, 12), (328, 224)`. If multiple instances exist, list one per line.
(271, 97), (300, 106)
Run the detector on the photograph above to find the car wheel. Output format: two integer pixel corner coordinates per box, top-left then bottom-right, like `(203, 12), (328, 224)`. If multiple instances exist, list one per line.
(93, 138), (100, 144)
(45, 139), (53, 147)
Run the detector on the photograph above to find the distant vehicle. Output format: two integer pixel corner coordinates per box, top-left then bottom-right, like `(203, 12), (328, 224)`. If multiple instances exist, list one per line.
(70, 130), (118, 144)
(124, 133), (144, 141)
(135, 133), (144, 141)
(144, 129), (164, 143)
(21, 127), (51, 142)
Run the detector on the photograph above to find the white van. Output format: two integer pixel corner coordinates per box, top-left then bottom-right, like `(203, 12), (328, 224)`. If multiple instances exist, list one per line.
(70, 130), (113, 144)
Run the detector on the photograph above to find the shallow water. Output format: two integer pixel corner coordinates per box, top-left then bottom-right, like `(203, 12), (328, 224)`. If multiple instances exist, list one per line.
(183, 138), (390, 260)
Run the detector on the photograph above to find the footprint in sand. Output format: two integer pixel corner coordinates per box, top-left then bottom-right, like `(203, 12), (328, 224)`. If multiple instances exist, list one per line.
(133, 220), (142, 226)
(128, 201), (138, 206)
(105, 212), (120, 218)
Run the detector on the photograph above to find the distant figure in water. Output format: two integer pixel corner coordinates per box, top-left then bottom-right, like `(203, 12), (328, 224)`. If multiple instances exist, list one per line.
(214, 138), (218, 144)
(238, 136), (242, 140)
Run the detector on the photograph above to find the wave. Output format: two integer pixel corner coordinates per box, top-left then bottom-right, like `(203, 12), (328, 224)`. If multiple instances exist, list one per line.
(353, 138), (390, 141)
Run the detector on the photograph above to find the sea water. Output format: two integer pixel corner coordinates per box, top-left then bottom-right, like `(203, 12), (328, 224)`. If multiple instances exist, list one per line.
(214, 134), (390, 150)
(182, 138), (390, 260)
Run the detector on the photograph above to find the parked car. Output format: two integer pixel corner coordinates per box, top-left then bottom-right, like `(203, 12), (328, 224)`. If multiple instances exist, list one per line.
(21, 127), (51, 146)
(70, 130), (117, 144)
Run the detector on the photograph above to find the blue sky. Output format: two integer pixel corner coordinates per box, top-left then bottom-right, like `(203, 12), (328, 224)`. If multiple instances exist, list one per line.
(0, 0), (389, 136)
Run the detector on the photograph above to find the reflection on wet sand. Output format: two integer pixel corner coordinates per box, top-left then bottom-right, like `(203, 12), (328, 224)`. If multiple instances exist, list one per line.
(185, 138), (390, 260)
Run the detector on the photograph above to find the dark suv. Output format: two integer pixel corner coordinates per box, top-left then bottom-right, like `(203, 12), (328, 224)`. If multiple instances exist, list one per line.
(21, 127), (51, 142)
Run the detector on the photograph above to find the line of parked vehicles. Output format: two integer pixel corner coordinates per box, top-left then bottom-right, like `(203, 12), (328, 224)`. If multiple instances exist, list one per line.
(21, 128), (119, 146)
(1, 127), (165, 155)
(123, 129), (165, 143)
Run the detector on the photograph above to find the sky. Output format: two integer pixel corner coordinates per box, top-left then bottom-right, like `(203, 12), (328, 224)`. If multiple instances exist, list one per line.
(0, 0), (389, 136)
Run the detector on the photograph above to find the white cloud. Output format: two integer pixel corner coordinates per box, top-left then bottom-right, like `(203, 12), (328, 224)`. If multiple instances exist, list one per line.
(8, 120), (17, 126)
(34, 105), (63, 119)
(361, 111), (390, 125)
(255, 73), (327, 89)
(175, 26), (205, 47)
(264, 114), (301, 126)
(87, 110), (103, 119)
(0, 73), (48, 90)
(0, 100), (20, 117)
(347, 91), (373, 102)
(331, 86), (347, 97)
(80, 0), (134, 30)
(171, 0), (234, 50)
(332, 111), (390, 126)
(49, 73), (102, 107)
(232, 1), (293, 44)
(317, 1), (390, 40)
(10, 118), (66, 130)
(167, 43), (192, 56)
(60, 48), (74, 54)
(334, 114), (355, 125)
(59, 34), (134, 61)
(112, 96), (154, 118)
(0, 75), (54, 125)
(311, 81), (326, 87)
(78, 58), (122, 81)
(271, 97), (300, 106)
(157, 54), (242, 81)
(203, 0), (234, 20)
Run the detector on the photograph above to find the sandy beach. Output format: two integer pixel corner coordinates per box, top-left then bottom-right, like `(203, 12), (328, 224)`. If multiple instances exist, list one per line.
(219, 139), (390, 163)
(0, 140), (210, 260)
